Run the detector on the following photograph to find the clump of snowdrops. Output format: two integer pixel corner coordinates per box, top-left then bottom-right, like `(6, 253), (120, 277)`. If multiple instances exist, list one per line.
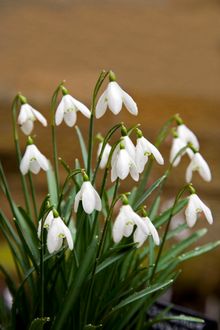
(0, 70), (219, 329)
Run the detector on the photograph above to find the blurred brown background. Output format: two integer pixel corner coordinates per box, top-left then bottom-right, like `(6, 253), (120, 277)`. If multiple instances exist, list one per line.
(0, 0), (220, 323)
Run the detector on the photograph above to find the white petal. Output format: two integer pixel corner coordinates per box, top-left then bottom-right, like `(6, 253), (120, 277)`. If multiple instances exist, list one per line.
(29, 160), (41, 174)
(185, 162), (193, 183)
(95, 91), (108, 119)
(72, 98), (91, 118)
(177, 124), (199, 150)
(196, 154), (211, 182)
(129, 161), (139, 182)
(145, 217), (160, 245)
(185, 196), (197, 227)
(123, 221), (134, 237)
(20, 146), (32, 175)
(107, 82), (123, 115)
(74, 190), (82, 213)
(81, 182), (98, 214)
(116, 149), (130, 180)
(112, 213), (126, 243)
(122, 90), (138, 115)
(123, 136), (136, 160)
(111, 160), (118, 182)
(32, 109), (47, 127)
(170, 138), (186, 167)
(18, 105), (28, 125)
(146, 140), (164, 165)
(133, 227), (148, 247)
(61, 222), (74, 250)
(55, 98), (65, 125)
(135, 139), (148, 173)
(64, 111), (77, 127)
(98, 143), (111, 169)
(193, 194), (213, 225)
(21, 120), (34, 135)
(32, 145), (49, 171)
(47, 220), (63, 254)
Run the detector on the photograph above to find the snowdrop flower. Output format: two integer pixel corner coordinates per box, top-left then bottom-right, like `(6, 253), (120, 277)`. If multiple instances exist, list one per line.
(18, 103), (47, 135)
(95, 71), (138, 118)
(185, 193), (213, 227)
(37, 210), (54, 238)
(47, 215), (73, 254)
(55, 93), (91, 127)
(97, 142), (111, 169)
(177, 124), (199, 150)
(186, 152), (211, 183)
(170, 137), (193, 167)
(112, 204), (149, 245)
(74, 180), (102, 214)
(135, 129), (164, 173)
(134, 216), (160, 247)
(20, 139), (49, 175)
(111, 144), (139, 182)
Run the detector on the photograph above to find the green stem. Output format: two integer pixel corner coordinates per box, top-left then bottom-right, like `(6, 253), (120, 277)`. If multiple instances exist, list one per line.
(87, 70), (109, 177)
(83, 178), (119, 327)
(11, 96), (31, 214)
(149, 185), (189, 283)
(50, 82), (64, 196)
(28, 173), (38, 222)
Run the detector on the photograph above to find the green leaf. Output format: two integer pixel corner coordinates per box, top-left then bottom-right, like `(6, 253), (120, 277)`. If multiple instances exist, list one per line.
(84, 324), (103, 329)
(133, 175), (166, 210)
(149, 314), (204, 327)
(46, 162), (58, 207)
(29, 317), (50, 330)
(107, 279), (173, 316)
(178, 240), (220, 262)
(75, 125), (88, 168)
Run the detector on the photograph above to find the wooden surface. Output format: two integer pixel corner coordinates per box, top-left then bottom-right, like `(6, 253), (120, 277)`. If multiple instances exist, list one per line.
(0, 0), (220, 317)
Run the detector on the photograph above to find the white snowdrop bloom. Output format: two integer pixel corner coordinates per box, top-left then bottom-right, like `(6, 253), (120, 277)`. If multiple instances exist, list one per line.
(186, 152), (211, 183)
(111, 147), (139, 182)
(95, 81), (138, 119)
(185, 194), (213, 228)
(20, 144), (49, 175)
(55, 94), (91, 127)
(18, 103), (47, 135)
(170, 137), (193, 167)
(112, 205), (149, 245)
(133, 216), (160, 247)
(37, 211), (54, 238)
(74, 181), (102, 214)
(97, 142), (111, 169)
(177, 124), (199, 150)
(47, 216), (73, 254)
(135, 136), (164, 173)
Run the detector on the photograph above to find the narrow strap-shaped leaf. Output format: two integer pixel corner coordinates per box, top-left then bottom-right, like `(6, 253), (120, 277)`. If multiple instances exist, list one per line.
(133, 175), (166, 210)
(46, 162), (58, 207)
(178, 240), (220, 262)
(75, 125), (88, 168)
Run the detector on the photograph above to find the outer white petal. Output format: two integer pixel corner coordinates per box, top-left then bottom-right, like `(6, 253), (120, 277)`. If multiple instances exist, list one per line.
(133, 226), (148, 247)
(112, 212), (126, 243)
(95, 91), (108, 119)
(185, 196), (197, 227)
(81, 181), (101, 214)
(107, 82), (123, 115)
(145, 140), (164, 165)
(21, 120), (34, 135)
(193, 194), (213, 225)
(47, 220), (63, 254)
(196, 153), (211, 182)
(98, 142), (111, 169)
(32, 109), (47, 127)
(123, 136), (136, 160)
(64, 111), (77, 127)
(145, 217), (160, 245)
(129, 161), (139, 182)
(37, 211), (54, 238)
(18, 105), (28, 125)
(122, 90), (138, 115)
(135, 139), (148, 173)
(55, 98), (65, 125)
(72, 98), (91, 118)
(185, 161), (193, 183)
(32, 145), (49, 171)
(116, 149), (130, 180)
(177, 124), (199, 149)
(124, 205), (149, 236)
(74, 190), (82, 212)
(59, 220), (74, 250)
(20, 145), (32, 175)
(170, 138), (186, 167)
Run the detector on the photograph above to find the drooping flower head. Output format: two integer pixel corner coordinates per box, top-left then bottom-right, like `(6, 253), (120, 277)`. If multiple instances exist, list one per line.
(18, 101), (47, 135)
(20, 137), (49, 175)
(135, 129), (164, 173)
(169, 128), (194, 167)
(186, 152), (211, 183)
(111, 142), (139, 182)
(74, 173), (102, 214)
(95, 71), (138, 119)
(176, 123), (199, 150)
(37, 210), (54, 238)
(55, 87), (91, 127)
(185, 193), (213, 228)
